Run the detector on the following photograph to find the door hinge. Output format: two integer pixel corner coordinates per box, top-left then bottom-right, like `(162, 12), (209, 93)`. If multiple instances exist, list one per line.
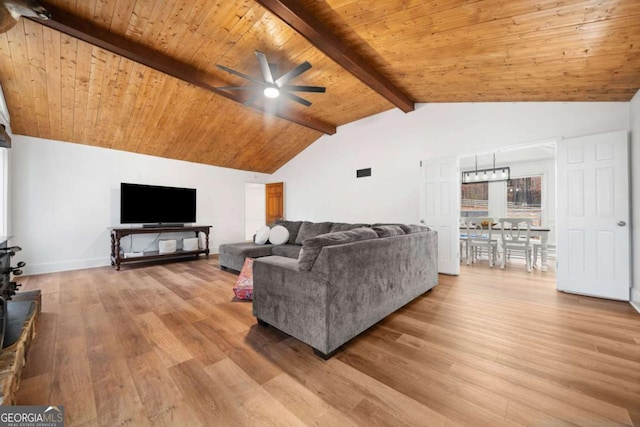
(420, 160), (423, 167)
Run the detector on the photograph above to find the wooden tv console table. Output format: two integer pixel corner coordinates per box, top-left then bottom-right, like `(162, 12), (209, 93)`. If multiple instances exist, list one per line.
(110, 225), (211, 270)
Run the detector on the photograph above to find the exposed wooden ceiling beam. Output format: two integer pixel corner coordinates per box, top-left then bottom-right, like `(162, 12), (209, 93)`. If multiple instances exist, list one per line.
(28, 2), (336, 136)
(255, 0), (415, 113)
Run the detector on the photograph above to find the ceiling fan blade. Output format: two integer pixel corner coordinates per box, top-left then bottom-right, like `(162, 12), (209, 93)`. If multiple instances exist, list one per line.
(280, 91), (312, 107)
(217, 86), (263, 90)
(255, 51), (275, 85)
(275, 61), (311, 87)
(282, 85), (326, 93)
(216, 64), (265, 86)
(244, 92), (261, 107)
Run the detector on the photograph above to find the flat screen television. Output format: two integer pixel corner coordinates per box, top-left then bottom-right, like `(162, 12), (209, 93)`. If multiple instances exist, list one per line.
(120, 183), (196, 225)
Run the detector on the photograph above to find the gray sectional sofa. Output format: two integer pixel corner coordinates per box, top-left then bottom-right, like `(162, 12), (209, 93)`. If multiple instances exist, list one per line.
(218, 220), (438, 358)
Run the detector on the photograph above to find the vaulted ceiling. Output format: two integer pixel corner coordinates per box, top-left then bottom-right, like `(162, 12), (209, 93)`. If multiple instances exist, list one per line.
(0, 0), (639, 173)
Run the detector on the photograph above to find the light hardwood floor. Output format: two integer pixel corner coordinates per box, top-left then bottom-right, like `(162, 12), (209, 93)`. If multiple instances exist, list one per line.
(15, 257), (640, 426)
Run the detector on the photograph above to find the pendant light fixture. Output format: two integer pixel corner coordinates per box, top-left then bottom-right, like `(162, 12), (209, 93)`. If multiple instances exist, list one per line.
(461, 153), (510, 184)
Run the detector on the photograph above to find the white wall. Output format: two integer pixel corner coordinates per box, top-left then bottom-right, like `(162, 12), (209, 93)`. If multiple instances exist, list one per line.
(487, 181), (507, 220)
(631, 90), (640, 308)
(244, 183), (266, 240)
(10, 136), (271, 275)
(274, 102), (628, 226)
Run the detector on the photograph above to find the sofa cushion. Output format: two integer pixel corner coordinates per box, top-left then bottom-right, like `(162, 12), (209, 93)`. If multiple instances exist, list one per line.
(399, 224), (431, 234)
(273, 220), (303, 245)
(254, 226), (270, 244)
(372, 225), (405, 238)
(295, 221), (333, 245)
(329, 222), (369, 233)
(268, 225), (289, 245)
(298, 228), (378, 271)
(371, 223), (429, 234)
(219, 242), (274, 258)
(271, 244), (302, 259)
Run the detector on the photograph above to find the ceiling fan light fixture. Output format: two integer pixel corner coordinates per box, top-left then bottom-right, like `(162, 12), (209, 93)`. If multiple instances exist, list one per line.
(263, 87), (280, 98)
(217, 51), (323, 107)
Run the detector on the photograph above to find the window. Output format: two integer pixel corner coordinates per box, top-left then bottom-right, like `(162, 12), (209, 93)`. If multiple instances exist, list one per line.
(461, 182), (488, 218)
(507, 176), (542, 226)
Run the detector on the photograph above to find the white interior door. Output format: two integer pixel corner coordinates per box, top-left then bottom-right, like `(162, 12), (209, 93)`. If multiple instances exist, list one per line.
(557, 130), (630, 300)
(420, 157), (460, 275)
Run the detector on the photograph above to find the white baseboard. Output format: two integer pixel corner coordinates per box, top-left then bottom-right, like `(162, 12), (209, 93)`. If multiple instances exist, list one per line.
(23, 257), (111, 276)
(631, 287), (640, 314)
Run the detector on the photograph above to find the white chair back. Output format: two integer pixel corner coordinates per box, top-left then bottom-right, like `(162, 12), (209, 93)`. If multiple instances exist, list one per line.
(498, 217), (533, 246)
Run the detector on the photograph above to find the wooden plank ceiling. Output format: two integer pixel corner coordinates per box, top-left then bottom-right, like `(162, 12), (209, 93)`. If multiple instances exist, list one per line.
(0, 0), (639, 173)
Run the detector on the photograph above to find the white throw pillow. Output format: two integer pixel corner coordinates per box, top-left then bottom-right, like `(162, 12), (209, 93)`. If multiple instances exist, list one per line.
(254, 226), (270, 245)
(268, 225), (289, 245)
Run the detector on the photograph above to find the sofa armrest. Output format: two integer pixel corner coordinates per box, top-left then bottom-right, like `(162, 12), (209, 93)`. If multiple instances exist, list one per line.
(252, 256), (331, 352)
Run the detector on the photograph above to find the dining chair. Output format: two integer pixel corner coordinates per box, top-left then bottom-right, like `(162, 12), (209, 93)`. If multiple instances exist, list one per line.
(464, 217), (498, 268)
(459, 219), (474, 263)
(498, 217), (534, 272)
(459, 229), (469, 263)
(532, 240), (555, 269)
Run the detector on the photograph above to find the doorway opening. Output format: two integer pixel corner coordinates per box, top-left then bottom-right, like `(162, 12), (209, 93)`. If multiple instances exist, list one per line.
(459, 142), (557, 273)
(244, 183), (265, 241)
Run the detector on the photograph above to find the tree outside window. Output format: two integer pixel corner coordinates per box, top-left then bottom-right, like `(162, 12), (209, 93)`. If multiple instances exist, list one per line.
(461, 182), (488, 218)
(507, 176), (542, 226)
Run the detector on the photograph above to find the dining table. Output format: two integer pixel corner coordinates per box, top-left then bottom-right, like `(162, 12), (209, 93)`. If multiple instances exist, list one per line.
(460, 224), (551, 271)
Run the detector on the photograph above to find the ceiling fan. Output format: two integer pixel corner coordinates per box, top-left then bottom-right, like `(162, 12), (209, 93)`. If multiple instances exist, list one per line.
(216, 51), (326, 107)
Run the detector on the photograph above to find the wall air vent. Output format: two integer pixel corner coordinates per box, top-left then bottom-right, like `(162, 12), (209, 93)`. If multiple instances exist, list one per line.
(356, 168), (371, 178)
